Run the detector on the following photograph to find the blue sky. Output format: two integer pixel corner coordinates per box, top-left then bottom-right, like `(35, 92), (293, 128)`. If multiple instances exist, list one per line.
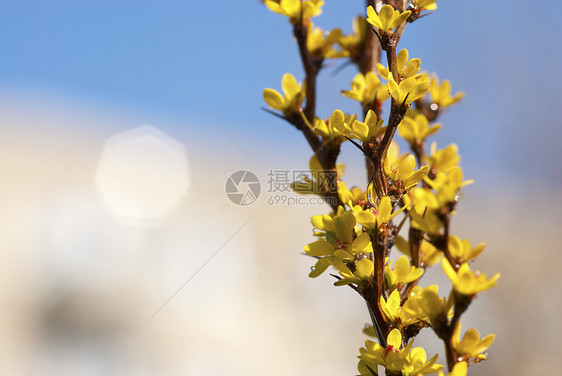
(0, 0), (560, 184)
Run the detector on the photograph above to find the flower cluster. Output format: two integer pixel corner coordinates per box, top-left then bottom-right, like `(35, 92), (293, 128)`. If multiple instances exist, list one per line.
(263, 1), (499, 375)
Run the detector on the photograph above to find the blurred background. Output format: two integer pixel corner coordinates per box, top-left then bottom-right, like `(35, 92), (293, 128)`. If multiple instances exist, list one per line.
(0, 1), (560, 375)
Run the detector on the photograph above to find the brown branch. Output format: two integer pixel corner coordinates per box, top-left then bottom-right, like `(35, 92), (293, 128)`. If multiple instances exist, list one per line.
(365, 12), (409, 198)
(360, 0), (382, 182)
(290, 20), (343, 212)
(293, 22), (321, 121)
(434, 292), (472, 371)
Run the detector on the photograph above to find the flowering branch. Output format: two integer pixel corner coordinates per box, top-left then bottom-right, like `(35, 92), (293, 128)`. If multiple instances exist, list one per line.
(262, 1), (499, 374)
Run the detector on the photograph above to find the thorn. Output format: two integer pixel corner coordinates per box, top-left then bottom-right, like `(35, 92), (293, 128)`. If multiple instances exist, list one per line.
(400, 92), (410, 108)
(365, 364), (379, 376)
(331, 60), (353, 76)
(261, 107), (286, 121)
(343, 135), (364, 152)
(417, 11), (434, 19)
(370, 26), (383, 45)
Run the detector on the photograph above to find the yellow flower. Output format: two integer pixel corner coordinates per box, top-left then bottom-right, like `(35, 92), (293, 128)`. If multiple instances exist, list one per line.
(360, 329), (443, 375)
(403, 285), (452, 326)
(366, 5), (411, 35)
(411, 0), (438, 11)
(380, 290), (426, 328)
(399, 110), (441, 146)
(263, 73), (305, 115)
(409, 347), (444, 375)
(354, 196), (406, 231)
(338, 16), (367, 58)
(360, 329), (408, 371)
(442, 259), (500, 296)
(309, 210), (355, 242)
(387, 73), (430, 105)
(384, 255), (424, 290)
(338, 181), (367, 207)
(342, 72), (389, 106)
(427, 167), (473, 190)
(384, 152), (430, 191)
(307, 109), (353, 142)
(452, 322), (496, 361)
(264, 0), (324, 22)
(403, 187), (443, 234)
(307, 24), (346, 58)
(438, 361), (467, 376)
(395, 236), (443, 267)
(306, 209), (374, 278)
(344, 110), (386, 144)
(333, 258), (374, 287)
(377, 49), (421, 79)
(424, 166), (473, 206)
(428, 76), (464, 109)
(427, 142), (461, 173)
(447, 236), (485, 263)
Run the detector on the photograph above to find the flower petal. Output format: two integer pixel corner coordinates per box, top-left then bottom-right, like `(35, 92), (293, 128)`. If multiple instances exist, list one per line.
(386, 328), (402, 349)
(378, 196), (393, 223)
(282, 73), (299, 98)
(263, 88), (285, 110)
(304, 239), (334, 256)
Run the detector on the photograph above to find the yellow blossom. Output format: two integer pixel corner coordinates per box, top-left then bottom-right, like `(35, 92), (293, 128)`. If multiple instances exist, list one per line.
(307, 109), (353, 142)
(428, 76), (464, 109)
(342, 72), (389, 106)
(354, 196), (406, 231)
(366, 5), (411, 35)
(264, 0), (324, 22)
(403, 187), (443, 234)
(442, 259), (500, 296)
(411, 0), (438, 11)
(344, 110), (386, 143)
(307, 24), (346, 58)
(424, 166), (473, 206)
(409, 347), (444, 375)
(399, 110), (442, 146)
(384, 152), (430, 191)
(338, 181), (367, 208)
(387, 73), (430, 105)
(377, 49), (421, 79)
(338, 16), (367, 58)
(447, 235), (485, 263)
(452, 322), (495, 362)
(403, 285), (452, 326)
(360, 329), (443, 375)
(384, 255), (424, 290)
(438, 361), (467, 376)
(263, 73), (305, 115)
(333, 258), (374, 287)
(380, 290), (425, 328)
(427, 167), (473, 191)
(360, 329), (409, 371)
(306, 208), (374, 278)
(427, 142), (461, 173)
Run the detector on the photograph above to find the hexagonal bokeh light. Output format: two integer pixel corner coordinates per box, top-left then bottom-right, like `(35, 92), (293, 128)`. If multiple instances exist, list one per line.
(96, 125), (190, 220)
